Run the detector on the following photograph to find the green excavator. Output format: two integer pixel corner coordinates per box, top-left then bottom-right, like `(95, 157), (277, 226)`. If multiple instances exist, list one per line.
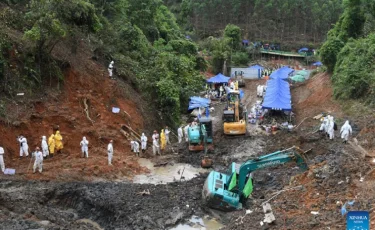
(202, 146), (309, 211)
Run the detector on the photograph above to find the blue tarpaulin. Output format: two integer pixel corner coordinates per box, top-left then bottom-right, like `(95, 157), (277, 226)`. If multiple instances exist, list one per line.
(188, 97), (210, 111)
(262, 78), (291, 111)
(298, 47), (309, 53)
(224, 87), (245, 99)
(312, 61), (322, 66)
(270, 66), (294, 80)
(206, 73), (230, 83)
(248, 64), (264, 70)
(190, 96), (210, 104)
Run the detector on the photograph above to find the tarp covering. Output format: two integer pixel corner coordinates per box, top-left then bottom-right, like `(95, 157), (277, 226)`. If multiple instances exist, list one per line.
(188, 97), (210, 110)
(224, 87), (245, 100)
(269, 66), (294, 80)
(296, 70), (308, 76)
(206, 73), (230, 83)
(262, 77), (291, 111)
(298, 47), (309, 53)
(290, 75), (306, 82)
(248, 64), (264, 70)
(312, 61), (322, 66)
(190, 96), (210, 104)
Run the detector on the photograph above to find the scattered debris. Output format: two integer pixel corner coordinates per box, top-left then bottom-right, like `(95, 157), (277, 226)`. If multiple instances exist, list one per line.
(4, 168), (15, 175)
(112, 107), (120, 113)
(313, 114), (323, 120)
(341, 200), (355, 216)
(311, 211), (319, 215)
(262, 203), (275, 224)
(137, 189), (150, 196)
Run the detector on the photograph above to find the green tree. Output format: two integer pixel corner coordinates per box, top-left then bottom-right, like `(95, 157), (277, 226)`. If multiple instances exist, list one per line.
(332, 34), (375, 103)
(224, 24), (241, 51)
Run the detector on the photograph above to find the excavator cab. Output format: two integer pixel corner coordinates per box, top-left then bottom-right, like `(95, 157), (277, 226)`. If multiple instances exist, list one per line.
(188, 117), (214, 152)
(223, 89), (247, 135)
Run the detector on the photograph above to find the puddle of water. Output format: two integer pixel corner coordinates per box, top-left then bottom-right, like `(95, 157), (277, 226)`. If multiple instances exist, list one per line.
(133, 158), (208, 184)
(170, 215), (224, 230)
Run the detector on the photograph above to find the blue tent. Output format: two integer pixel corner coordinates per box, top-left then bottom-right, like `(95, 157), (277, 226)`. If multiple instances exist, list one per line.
(312, 61), (322, 66)
(249, 64), (264, 78)
(206, 73), (230, 83)
(262, 78), (291, 111)
(248, 64), (264, 70)
(298, 47), (309, 53)
(269, 66), (294, 80)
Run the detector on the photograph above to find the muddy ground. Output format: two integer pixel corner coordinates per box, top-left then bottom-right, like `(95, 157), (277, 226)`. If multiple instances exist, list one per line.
(0, 177), (208, 230)
(1, 61), (375, 230)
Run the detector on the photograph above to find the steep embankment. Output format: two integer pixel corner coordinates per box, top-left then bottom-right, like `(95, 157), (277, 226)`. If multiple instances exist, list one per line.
(0, 37), (158, 181)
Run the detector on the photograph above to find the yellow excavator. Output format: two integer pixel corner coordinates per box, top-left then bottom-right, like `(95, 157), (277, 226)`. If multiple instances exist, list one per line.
(223, 88), (247, 135)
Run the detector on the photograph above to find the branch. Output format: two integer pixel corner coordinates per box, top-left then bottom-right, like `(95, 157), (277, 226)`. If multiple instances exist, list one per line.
(83, 98), (95, 124)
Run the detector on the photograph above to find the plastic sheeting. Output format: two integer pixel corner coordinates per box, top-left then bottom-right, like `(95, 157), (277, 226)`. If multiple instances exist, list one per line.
(262, 78), (291, 111)
(298, 47), (309, 53)
(269, 66), (294, 80)
(312, 61), (322, 66)
(188, 97), (211, 111)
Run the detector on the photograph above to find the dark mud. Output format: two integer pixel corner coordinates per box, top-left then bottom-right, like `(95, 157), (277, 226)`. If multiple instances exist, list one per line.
(0, 176), (207, 230)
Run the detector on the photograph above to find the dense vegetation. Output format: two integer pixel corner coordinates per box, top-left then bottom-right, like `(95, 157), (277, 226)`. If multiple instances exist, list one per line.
(320, 0), (375, 104)
(164, 0), (343, 46)
(0, 0), (206, 124)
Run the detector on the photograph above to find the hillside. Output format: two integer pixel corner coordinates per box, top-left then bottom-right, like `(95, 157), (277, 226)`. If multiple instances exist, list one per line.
(1, 1), (375, 230)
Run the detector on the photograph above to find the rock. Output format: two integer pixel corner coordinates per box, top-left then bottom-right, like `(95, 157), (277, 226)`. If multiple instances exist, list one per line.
(39, 220), (50, 226)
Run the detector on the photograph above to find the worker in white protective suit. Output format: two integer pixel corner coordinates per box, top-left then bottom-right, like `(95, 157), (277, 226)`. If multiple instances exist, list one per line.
(319, 116), (329, 134)
(165, 126), (171, 145)
(130, 140), (135, 152)
(152, 130), (159, 141)
(80, 136), (89, 158)
(108, 61), (114, 78)
(327, 116), (335, 140)
(141, 133), (147, 154)
(230, 81), (235, 89)
(152, 138), (160, 156)
(184, 124), (190, 142)
(133, 140), (140, 157)
(107, 140), (113, 165)
(18, 135), (29, 158)
(177, 126), (183, 143)
(256, 85), (261, 97)
(340, 120), (352, 144)
(33, 147), (43, 173)
(219, 85), (224, 97)
(41, 136), (49, 158)
(0, 146), (5, 173)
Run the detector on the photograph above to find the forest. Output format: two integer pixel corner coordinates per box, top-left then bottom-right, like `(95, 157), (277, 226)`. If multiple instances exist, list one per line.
(164, 0), (343, 45)
(0, 0), (373, 126)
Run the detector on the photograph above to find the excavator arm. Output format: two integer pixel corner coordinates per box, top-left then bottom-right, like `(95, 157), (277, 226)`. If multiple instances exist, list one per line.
(202, 146), (308, 211)
(236, 146), (308, 198)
